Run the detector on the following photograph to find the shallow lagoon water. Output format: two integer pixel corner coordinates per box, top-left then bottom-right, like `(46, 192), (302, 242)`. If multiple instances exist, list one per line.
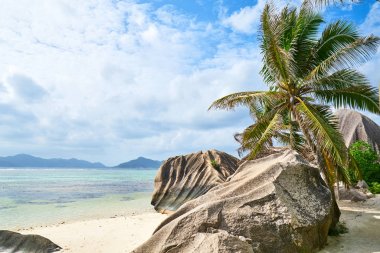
(0, 168), (157, 229)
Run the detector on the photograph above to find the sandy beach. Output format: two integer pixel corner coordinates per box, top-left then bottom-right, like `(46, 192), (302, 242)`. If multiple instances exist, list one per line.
(19, 212), (167, 253)
(17, 196), (380, 253)
(321, 197), (380, 253)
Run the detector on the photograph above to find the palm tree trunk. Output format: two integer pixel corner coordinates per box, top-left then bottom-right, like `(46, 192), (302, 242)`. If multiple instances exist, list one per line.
(294, 111), (340, 229)
(315, 148), (341, 229)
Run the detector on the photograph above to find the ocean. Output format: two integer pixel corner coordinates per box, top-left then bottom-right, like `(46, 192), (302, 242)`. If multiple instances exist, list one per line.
(0, 168), (157, 230)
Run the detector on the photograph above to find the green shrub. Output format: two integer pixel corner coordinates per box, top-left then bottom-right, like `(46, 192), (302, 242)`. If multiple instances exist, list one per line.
(349, 141), (380, 194)
(369, 182), (380, 194)
(210, 159), (221, 171)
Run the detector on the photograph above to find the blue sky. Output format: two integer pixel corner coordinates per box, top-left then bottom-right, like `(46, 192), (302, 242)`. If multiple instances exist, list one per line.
(0, 0), (379, 165)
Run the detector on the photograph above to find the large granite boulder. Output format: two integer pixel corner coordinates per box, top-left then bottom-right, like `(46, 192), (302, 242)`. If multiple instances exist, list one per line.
(0, 230), (61, 253)
(134, 150), (333, 253)
(336, 109), (380, 152)
(151, 150), (239, 213)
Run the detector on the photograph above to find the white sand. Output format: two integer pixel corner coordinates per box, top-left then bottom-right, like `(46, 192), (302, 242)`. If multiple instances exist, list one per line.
(18, 197), (380, 253)
(321, 196), (380, 253)
(19, 212), (167, 253)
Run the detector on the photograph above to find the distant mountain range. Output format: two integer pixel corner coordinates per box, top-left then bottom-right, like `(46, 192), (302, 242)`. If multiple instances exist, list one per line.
(0, 154), (106, 168)
(114, 157), (162, 169)
(0, 154), (162, 169)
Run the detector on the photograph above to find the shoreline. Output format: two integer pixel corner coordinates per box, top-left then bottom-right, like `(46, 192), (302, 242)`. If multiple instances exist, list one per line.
(1, 192), (155, 231)
(15, 209), (155, 232)
(19, 211), (168, 253)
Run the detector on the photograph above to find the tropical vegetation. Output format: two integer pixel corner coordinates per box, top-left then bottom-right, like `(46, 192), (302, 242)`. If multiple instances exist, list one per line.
(349, 141), (380, 193)
(209, 0), (380, 199)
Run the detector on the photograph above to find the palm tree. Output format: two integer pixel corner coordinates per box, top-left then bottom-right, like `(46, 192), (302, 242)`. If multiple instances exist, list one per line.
(209, 1), (379, 227)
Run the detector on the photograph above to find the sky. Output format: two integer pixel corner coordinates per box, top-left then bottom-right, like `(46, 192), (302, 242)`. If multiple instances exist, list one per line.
(0, 0), (379, 166)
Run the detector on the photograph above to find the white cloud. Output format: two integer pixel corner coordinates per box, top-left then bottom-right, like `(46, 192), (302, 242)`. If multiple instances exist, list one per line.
(360, 2), (380, 35)
(0, 0), (263, 165)
(356, 1), (380, 125)
(222, 0), (266, 34)
(359, 1), (380, 88)
(221, 0), (303, 34)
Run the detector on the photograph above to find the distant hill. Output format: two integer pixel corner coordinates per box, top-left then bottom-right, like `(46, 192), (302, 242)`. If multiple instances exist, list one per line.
(0, 154), (106, 168)
(114, 157), (162, 169)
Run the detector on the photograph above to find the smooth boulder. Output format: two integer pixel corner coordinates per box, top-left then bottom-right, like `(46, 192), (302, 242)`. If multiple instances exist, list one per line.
(337, 188), (368, 202)
(336, 109), (380, 152)
(151, 150), (239, 213)
(336, 180), (374, 201)
(0, 230), (61, 253)
(134, 150), (333, 253)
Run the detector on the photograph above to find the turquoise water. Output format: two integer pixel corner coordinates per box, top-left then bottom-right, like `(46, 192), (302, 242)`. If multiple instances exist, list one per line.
(0, 168), (157, 230)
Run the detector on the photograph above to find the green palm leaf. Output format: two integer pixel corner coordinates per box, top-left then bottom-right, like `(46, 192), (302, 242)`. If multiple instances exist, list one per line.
(308, 35), (380, 79)
(245, 112), (282, 160)
(288, 120), (305, 152)
(240, 106), (281, 148)
(348, 152), (362, 182)
(295, 98), (348, 166)
(260, 4), (294, 84)
(305, 69), (368, 90)
(314, 21), (359, 60)
(314, 85), (380, 113)
(290, 6), (323, 76)
(208, 91), (283, 110)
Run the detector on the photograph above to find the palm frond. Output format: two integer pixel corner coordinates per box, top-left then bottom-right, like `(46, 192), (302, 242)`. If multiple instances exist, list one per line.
(245, 112), (282, 160)
(295, 98), (348, 166)
(260, 4), (294, 84)
(336, 164), (351, 187)
(234, 132), (247, 157)
(314, 85), (380, 113)
(315, 20), (359, 58)
(240, 107), (281, 147)
(322, 150), (337, 187)
(304, 69), (368, 91)
(248, 102), (266, 120)
(208, 91), (283, 110)
(305, 20), (358, 76)
(348, 152), (363, 181)
(276, 129), (305, 153)
(279, 6), (298, 51)
(288, 120), (305, 152)
(324, 149), (354, 187)
(290, 5), (324, 76)
(307, 35), (380, 79)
